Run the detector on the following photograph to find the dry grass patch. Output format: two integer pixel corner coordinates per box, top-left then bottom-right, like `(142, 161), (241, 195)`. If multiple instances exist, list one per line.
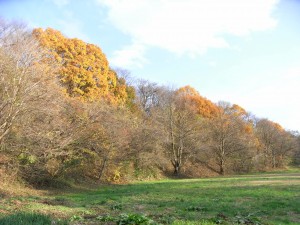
(249, 179), (300, 185)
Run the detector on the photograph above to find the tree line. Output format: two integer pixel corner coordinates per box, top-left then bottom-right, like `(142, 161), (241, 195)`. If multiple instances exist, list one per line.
(0, 20), (299, 186)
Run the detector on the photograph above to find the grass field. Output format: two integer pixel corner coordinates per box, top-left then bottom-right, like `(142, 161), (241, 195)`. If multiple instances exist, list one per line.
(0, 169), (299, 224)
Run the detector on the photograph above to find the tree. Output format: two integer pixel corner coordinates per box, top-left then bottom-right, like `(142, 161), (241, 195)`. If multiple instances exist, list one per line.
(57, 101), (134, 181)
(292, 134), (300, 165)
(0, 20), (59, 144)
(135, 79), (163, 114)
(113, 68), (137, 111)
(156, 87), (201, 175)
(202, 102), (255, 175)
(0, 20), (69, 185)
(176, 85), (218, 118)
(255, 119), (297, 168)
(128, 115), (166, 178)
(33, 28), (130, 104)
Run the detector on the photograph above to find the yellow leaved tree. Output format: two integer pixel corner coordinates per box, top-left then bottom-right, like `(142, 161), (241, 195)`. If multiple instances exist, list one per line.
(176, 85), (218, 118)
(33, 28), (128, 104)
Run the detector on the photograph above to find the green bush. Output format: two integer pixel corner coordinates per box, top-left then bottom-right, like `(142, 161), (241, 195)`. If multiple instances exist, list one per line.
(96, 214), (115, 222)
(96, 213), (156, 224)
(117, 213), (156, 225)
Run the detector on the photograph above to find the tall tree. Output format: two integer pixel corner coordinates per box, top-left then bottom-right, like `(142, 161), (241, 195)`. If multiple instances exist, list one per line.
(0, 20), (59, 144)
(156, 88), (201, 175)
(33, 28), (129, 104)
(176, 85), (218, 118)
(202, 102), (255, 175)
(255, 119), (297, 168)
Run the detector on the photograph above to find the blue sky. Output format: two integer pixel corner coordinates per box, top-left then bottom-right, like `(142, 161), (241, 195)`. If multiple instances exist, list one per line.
(1, 0), (300, 131)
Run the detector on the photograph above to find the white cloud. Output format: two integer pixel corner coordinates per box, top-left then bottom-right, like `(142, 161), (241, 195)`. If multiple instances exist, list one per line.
(97, 0), (279, 66)
(109, 42), (148, 68)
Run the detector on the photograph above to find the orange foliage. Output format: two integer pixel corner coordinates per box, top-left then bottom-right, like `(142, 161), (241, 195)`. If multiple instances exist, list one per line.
(32, 28), (128, 104)
(176, 85), (218, 118)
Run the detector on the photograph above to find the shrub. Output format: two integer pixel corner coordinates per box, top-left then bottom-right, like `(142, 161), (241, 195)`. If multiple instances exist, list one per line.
(117, 213), (156, 225)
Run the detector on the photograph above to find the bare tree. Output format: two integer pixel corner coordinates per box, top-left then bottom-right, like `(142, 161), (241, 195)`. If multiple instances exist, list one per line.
(202, 102), (255, 175)
(135, 79), (163, 114)
(255, 119), (297, 168)
(0, 20), (58, 144)
(113, 67), (134, 85)
(155, 88), (201, 175)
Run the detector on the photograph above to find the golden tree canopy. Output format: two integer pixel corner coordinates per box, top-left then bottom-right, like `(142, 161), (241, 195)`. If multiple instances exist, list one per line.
(33, 28), (127, 104)
(176, 85), (218, 118)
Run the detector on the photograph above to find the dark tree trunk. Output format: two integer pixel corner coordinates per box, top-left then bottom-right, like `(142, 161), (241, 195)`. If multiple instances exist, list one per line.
(220, 166), (224, 175)
(173, 161), (180, 176)
(98, 156), (108, 180)
(272, 154), (276, 168)
(219, 159), (225, 175)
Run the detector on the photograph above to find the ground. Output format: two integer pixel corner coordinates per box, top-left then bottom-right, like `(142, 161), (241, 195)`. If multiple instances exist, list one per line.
(0, 169), (299, 224)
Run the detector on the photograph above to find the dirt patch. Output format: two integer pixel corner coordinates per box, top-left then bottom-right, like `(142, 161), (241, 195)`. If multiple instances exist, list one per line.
(249, 179), (300, 185)
(40, 198), (73, 207)
(287, 211), (300, 223)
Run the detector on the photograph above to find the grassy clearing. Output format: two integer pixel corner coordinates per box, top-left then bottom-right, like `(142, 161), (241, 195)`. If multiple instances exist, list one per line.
(0, 169), (299, 224)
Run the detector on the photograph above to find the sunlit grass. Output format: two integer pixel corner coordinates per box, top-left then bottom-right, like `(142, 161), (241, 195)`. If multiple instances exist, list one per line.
(0, 168), (299, 224)
(61, 169), (300, 224)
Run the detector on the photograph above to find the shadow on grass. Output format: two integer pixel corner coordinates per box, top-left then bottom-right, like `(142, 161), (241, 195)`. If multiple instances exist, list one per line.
(0, 212), (68, 225)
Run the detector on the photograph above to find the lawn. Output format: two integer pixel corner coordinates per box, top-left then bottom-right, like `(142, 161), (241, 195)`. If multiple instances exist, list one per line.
(0, 169), (299, 224)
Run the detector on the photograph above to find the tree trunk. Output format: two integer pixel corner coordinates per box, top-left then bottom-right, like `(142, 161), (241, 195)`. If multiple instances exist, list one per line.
(272, 155), (276, 168)
(98, 156), (108, 180)
(173, 161), (180, 176)
(220, 159), (225, 175)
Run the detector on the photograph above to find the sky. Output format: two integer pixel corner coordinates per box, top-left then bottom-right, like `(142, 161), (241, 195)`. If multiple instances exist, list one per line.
(1, 0), (300, 131)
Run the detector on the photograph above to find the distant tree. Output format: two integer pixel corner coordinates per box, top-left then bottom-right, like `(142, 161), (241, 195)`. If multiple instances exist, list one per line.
(156, 88), (201, 175)
(113, 68), (137, 111)
(135, 79), (163, 114)
(292, 134), (300, 165)
(176, 85), (218, 118)
(202, 102), (255, 175)
(255, 119), (297, 168)
(128, 115), (166, 176)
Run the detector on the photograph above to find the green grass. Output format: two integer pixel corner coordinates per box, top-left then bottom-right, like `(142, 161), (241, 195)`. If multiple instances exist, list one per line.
(0, 168), (299, 224)
(0, 212), (67, 225)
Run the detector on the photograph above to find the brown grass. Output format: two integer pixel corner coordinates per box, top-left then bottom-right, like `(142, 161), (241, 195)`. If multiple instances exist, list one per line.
(0, 171), (45, 198)
(249, 179), (300, 185)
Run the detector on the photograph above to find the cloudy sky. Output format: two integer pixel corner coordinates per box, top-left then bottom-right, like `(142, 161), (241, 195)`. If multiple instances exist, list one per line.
(1, 0), (300, 131)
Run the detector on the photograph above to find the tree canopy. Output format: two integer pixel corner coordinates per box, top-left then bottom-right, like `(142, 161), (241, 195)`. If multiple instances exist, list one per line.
(176, 85), (218, 118)
(33, 28), (129, 104)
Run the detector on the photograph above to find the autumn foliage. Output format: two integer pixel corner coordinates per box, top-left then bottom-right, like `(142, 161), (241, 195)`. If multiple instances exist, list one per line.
(176, 85), (218, 118)
(0, 21), (299, 187)
(32, 28), (129, 104)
